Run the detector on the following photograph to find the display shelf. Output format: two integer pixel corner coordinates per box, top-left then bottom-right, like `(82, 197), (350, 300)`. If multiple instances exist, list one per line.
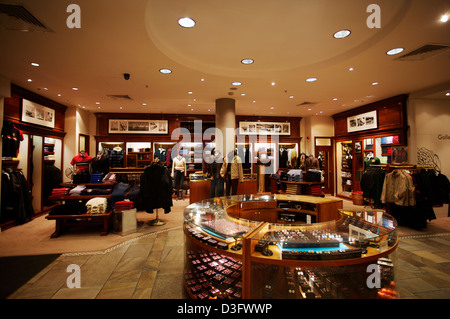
(184, 195), (398, 299)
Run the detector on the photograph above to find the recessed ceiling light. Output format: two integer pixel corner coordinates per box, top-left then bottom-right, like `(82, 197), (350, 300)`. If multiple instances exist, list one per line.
(333, 30), (351, 39)
(27, 79), (32, 82)
(58, 94), (62, 97)
(201, 78), (205, 82)
(307, 108), (312, 111)
(440, 14), (449, 23)
(178, 17), (196, 28)
(72, 87), (79, 90)
(372, 82), (378, 85)
(289, 96), (294, 99)
(306, 77), (317, 82)
(208, 109), (211, 112)
(120, 107), (123, 110)
(31, 62), (39, 67)
(333, 98), (338, 101)
(271, 82), (276, 86)
(270, 107), (274, 109)
(159, 68), (172, 74)
(241, 93), (246, 96)
(188, 91), (193, 94)
(386, 47), (404, 55)
(348, 67), (354, 71)
(241, 58), (254, 65)
(232, 81), (242, 86)
(190, 108), (194, 111)
(446, 92), (450, 96)
(142, 103), (147, 106)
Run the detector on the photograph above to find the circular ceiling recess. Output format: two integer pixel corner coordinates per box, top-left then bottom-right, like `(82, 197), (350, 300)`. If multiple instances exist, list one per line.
(145, 0), (410, 77)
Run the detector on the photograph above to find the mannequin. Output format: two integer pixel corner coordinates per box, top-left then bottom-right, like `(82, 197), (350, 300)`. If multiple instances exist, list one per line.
(206, 149), (224, 198)
(70, 150), (92, 173)
(221, 149), (244, 196)
(171, 150), (187, 199)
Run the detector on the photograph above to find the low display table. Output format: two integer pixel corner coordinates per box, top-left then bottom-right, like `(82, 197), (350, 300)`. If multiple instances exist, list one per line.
(45, 210), (113, 238)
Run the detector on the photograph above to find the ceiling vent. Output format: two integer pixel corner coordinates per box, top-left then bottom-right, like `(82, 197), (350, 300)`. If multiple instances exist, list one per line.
(0, 4), (52, 32)
(106, 94), (133, 100)
(395, 44), (450, 61)
(296, 101), (318, 107)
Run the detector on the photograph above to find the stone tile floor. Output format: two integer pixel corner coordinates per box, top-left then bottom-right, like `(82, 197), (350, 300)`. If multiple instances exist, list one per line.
(7, 227), (450, 299)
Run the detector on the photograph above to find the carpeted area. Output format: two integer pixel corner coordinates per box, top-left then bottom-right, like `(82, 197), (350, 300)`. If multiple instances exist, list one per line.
(0, 254), (61, 298)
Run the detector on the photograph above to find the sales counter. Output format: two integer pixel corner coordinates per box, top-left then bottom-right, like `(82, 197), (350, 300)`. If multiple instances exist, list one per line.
(183, 194), (398, 299)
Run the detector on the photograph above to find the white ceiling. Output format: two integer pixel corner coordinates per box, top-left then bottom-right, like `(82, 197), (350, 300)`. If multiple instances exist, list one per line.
(0, 0), (449, 117)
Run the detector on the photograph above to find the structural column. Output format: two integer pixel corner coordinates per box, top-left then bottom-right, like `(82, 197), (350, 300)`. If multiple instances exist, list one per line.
(215, 98), (236, 158)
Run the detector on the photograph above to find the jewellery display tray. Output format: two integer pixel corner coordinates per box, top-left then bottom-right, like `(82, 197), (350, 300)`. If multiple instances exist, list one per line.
(184, 194), (398, 299)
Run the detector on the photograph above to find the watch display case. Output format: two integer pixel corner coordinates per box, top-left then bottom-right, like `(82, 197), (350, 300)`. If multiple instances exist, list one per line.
(183, 195), (398, 299)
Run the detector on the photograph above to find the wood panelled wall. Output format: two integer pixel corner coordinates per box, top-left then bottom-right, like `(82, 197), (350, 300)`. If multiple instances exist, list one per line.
(332, 94), (408, 140)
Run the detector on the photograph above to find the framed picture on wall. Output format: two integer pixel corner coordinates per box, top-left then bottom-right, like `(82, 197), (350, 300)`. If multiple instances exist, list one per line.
(239, 121), (290, 135)
(21, 99), (55, 129)
(108, 119), (168, 134)
(392, 146), (408, 164)
(347, 111), (377, 133)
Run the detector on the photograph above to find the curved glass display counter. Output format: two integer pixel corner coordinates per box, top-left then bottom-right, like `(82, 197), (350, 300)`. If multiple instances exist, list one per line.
(183, 194), (398, 299)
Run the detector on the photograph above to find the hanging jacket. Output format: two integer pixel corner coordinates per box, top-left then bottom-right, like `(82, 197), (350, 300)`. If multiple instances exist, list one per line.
(140, 163), (173, 214)
(381, 169), (415, 206)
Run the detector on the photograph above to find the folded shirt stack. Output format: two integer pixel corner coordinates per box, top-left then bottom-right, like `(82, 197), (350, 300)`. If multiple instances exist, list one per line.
(51, 188), (69, 196)
(86, 197), (108, 214)
(90, 173), (103, 183)
(114, 200), (134, 211)
(69, 185), (86, 195)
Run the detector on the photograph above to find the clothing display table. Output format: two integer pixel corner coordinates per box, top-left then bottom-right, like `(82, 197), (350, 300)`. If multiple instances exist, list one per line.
(184, 194), (398, 299)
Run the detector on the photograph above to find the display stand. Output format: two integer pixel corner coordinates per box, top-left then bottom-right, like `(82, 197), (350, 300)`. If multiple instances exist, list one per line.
(148, 208), (166, 226)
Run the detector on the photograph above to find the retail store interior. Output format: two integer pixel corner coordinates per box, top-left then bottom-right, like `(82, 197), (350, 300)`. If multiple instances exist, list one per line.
(0, 0), (449, 302)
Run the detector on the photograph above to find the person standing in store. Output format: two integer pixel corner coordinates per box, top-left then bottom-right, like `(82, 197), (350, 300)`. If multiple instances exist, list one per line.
(206, 148), (224, 198)
(221, 149), (244, 196)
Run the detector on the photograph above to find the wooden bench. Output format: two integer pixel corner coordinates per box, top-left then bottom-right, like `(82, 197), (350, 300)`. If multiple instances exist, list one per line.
(45, 210), (114, 238)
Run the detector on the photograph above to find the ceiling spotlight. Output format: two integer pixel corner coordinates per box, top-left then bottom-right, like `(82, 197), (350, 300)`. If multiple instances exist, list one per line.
(159, 68), (172, 74)
(232, 81), (242, 86)
(72, 87), (79, 90)
(446, 92), (450, 96)
(241, 58), (254, 65)
(440, 14), (449, 23)
(333, 30), (351, 39)
(271, 82), (276, 86)
(306, 77), (317, 82)
(31, 62), (39, 67)
(27, 79), (32, 82)
(348, 67), (354, 71)
(188, 91), (193, 94)
(372, 82), (378, 86)
(178, 17), (196, 28)
(386, 47), (404, 55)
